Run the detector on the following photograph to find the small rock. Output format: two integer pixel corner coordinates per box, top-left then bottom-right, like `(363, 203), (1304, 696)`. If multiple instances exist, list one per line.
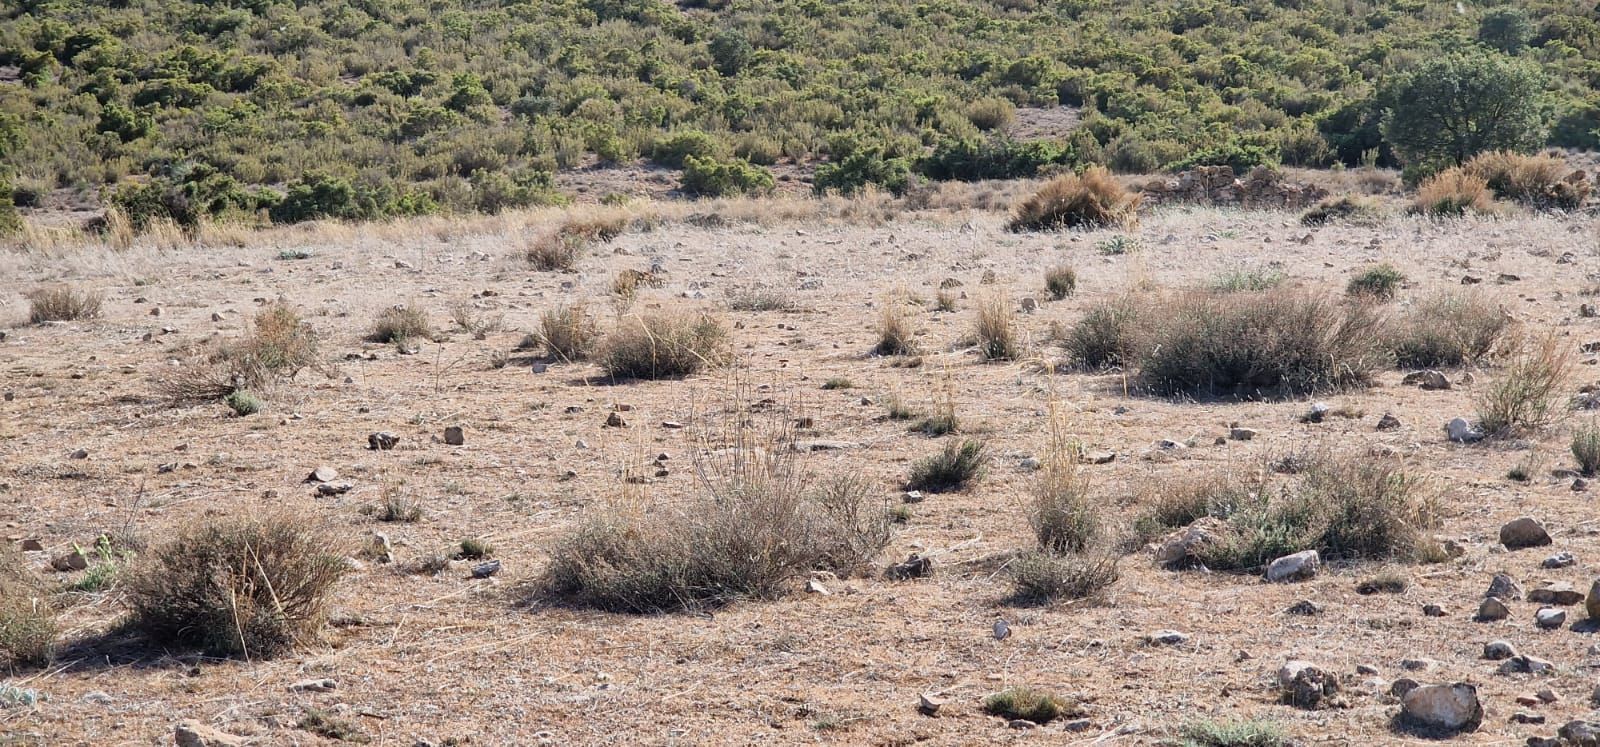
(210, 312), (224, 322)
(1501, 517), (1552, 550)
(1403, 370), (1452, 390)
(1018, 457), (1041, 471)
(1146, 630), (1189, 646)
(1423, 604), (1446, 617)
(1083, 450), (1116, 464)
(1401, 682), (1483, 732)
(316, 482), (353, 496)
(443, 426), (465, 446)
(1284, 599), (1322, 616)
(604, 412), (627, 428)
(369, 533), (393, 564)
(1512, 712), (1546, 725)
(394, 259), (413, 269)
(1484, 640), (1518, 660)
(1390, 678), (1420, 697)
(1061, 719), (1093, 732)
(1400, 658), (1434, 672)
(1278, 660), (1340, 708)
(1535, 606), (1566, 629)
(1228, 427), (1257, 441)
(20, 539), (43, 552)
(1266, 550), (1320, 582)
(902, 490), (924, 504)
(1528, 583), (1585, 606)
(1559, 721), (1600, 746)
(885, 554), (933, 580)
(1357, 663), (1379, 675)
(1446, 417), (1484, 443)
(1499, 654), (1555, 675)
(471, 560), (501, 579)
(1019, 297), (1038, 313)
(307, 466), (339, 483)
(793, 440), (860, 452)
(367, 432), (399, 450)
(1300, 402), (1332, 423)
(1543, 552), (1577, 569)
(68, 448), (89, 460)
(1488, 573), (1523, 600)
(1377, 412), (1402, 431)
(917, 693), (944, 716)
(1478, 597), (1511, 621)
(1537, 688), (1559, 704)
(51, 551), (88, 572)
(1007, 719), (1035, 730)
(287, 678), (336, 693)
(993, 619), (1010, 640)
(174, 721), (245, 747)
(1154, 517), (1226, 569)
(1156, 438), (1187, 450)
(1588, 578), (1600, 620)
(805, 579), (829, 595)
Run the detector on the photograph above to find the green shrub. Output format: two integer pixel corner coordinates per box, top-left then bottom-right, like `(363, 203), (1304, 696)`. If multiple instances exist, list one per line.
(1346, 264), (1404, 300)
(965, 97), (1016, 131)
(650, 130), (721, 168)
(225, 390), (262, 416)
(1409, 168), (1496, 216)
(367, 304), (433, 344)
(1382, 51), (1547, 173)
(679, 156), (774, 197)
(983, 687), (1072, 724)
(920, 137), (1065, 181)
(1061, 297), (1141, 369)
(1475, 333), (1571, 436)
(814, 144), (912, 196)
(907, 439), (988, 493)
(1179, 719), (1290, 747)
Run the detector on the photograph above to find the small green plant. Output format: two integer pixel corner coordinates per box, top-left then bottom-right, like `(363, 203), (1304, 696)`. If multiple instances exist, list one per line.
(455, 537), (493, 560)
(376, 492), (424, 523)
(907, 439), (987, 493)
(66, 537), (130, 593)
(1044, 265), (1077, 300)
(276, 249), (312, 260)
(1095, 235), (1139, 256)
(224, 390), (262, 416)
(1211, 266), (1285, 293)
(821, 377), (853, 390)
(983, 686), (1071, 724)
(1572, 422), (1600, 475)
(1346, 264), (1405, 300)
(885, 394), (918, 421)
(1179, 718), (1290, 747)
(1009, 549), (1120, 604)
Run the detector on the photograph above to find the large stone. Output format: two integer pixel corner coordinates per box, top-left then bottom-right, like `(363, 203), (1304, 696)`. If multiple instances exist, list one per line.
(1587, 578), (1600, 621)
(1266, 550), (1320, 583)
(1278, 660), (1339, 708)
(1486, 573), (1523, 600)
(1528, 582), (1585, 606)
(1535, 606), (1567, 629)
(1500, 517), (1551, 550)
(1476, 597), (1510, 621)
(1560, 720), (1600, 747)
(1153, 518), (1227, 569)
(1400, 683), (1482, 732)
(1483, 640), (1517, 660)
(174, 721), (245, 747)
(306, 466), (338, 483)
(1445, 417), (1484, 443)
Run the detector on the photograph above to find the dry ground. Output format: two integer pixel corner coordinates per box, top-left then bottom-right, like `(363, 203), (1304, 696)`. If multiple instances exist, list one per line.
(2, 200), (1599, 746)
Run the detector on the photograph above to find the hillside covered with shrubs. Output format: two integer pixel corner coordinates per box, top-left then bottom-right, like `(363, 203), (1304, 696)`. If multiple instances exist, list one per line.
(2, 0), (1599, 226)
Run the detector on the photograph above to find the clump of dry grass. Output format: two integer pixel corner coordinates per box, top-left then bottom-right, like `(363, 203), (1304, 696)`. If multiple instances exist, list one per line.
(1464, 151), (1589, 210)
(0, 545), (55, 669)
(597, 310), (731, 379)
(449, 302), (503, 338)
(974, 295), (1020, 361)
(873, 294), (919, 356)
(544, 396), (894, 612)
(1060, 296), (1142, 370)
(1572, 421), (1600, 476)
(984, 687), (1075, 724)
(1475, 331), (1572, 437)
(1346, 264), (1404, 300)
(1136, 289), (1387, 397)
(1044, 265), (1077, 300)
(1408, 168), (1495, 217)
(538, 303), (599, 361)
(161, 301), (325, 404)
(1011, 407), (1120, 603)
(1008, 166), (1140, 232)
(26, 284), (102, 323)
(367, 303), (433, 344)
(1300, 195), (1383, 226)
(1388, 290), (1511, 367)
(727, 285), (795, 312)
(128, 513), (347, 658)
(907, 439), (988, 493)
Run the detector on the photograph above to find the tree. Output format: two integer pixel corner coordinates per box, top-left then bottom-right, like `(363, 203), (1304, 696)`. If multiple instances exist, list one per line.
(1478, 8), (1532, 54)
(1381, 52), (1548, 172)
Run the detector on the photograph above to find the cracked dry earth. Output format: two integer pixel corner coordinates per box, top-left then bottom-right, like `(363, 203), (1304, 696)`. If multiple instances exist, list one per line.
(3, 205), (1600, 746)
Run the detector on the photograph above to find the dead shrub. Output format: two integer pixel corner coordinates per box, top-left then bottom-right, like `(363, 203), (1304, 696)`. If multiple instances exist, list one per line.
(1389, 290), (1511, 367)
(597, 310), (731, 379)
(0, 546), (55, 669)
(1475, 331), (1573, 437)
(367, 304), (433, 344)
(1464, 151), (1589, 210)
(1300, 195), (1383, 226)
(160, 301), (325, 404)
(538, 303), (599, 361)
(974, 295), (1020, 361)
(1408, 168), (1495, 217)
(543, 398), (894, 612)
(26, 285), (102, 323)
(1136, 289), (1387, 397)
(1007, 166), (1140, 232)
(128, 513), (347, 658)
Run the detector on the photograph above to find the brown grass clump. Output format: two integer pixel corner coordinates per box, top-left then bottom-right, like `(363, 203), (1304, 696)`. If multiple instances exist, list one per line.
(1007, 166), (1140, 232)
(974, 295), (1020, 361)
(1464, 151), (1590, 210)
(1475, 331), (1573, 437)
(26, 285), (102, 323)
(597, 310), (731, 379)
(1136, 289), (1387, 397)
(1408, 168), (1495, 217)
(161, 301), (325, 404)
(1300, 195), (1383, 226)
(128, 513), (347, 658)
(1389, 290), (1511, 368)
(544, 398), (893, 612)
(538, 303), (599, 362)
(1044, 264), (1077, 300)
(1010, 408), (1120, 604)
(1060, 296), (1142, 370)
(0, 545), (55, 669)
(873, 294), (919, 356)
(526, 214), (629, 271)
(367, 303), (433, 344)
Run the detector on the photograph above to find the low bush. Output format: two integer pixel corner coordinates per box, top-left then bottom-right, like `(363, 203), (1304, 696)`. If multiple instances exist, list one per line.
(128, 513), (346, 658)
(1044, 265), (1077, 300)
(1007, 166), (1139, 231)
(650, 129), (721, 168)
(1408, 168), (1495, 217)
(367, 304), (433, 344)
(1346, 263), (1404, 300)
(539, 303), (599, 361)
(597, 310), (731, 379)
(1573, 422), (1600, 476)
(1061, 297), (1142, 370)
(26, 285), (103, 323)
(1178, 719), (1290, 747)
(1475, 332), (1572, 436)
(1388, 290), (1511, 367)
(0, 546), (55, 669)
(1009, 549), (1121, 604)
(1210, 266), (1285, 293)
(1300, 195), (1382, 226)
(983, 687), (1073, 724)
(974, 296), (1020, 361)
(161, 301), (324, 404)
(907, 439), (988, 493)
(680, 156), (774, 197)
(873, 297), (919, 356)
(1464, 150), (1589, 210)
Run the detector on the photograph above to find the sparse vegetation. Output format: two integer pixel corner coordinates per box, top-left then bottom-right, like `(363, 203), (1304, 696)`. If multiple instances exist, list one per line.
(538, 304), (599, 362)
(873, 296), (919, 357)
(1179, 719), (1290, 747)
(1573, 422), (1600, 476)
(1409, 169), (1495, 217)
(455, 538), (493, 560)
(1300, 196), (1381, 227)
(160, 300), (325, 405)
(1465, 151), (1590, 210)
(367, 304), (433, 344)
(26, 285), (102, 323)
(1388, 290), (1511, 367)
(1211, 266), (1285, 293)
(128, 513), (346, 658)
(1475, 332), (1573, 436)
(298, 709), (370, 743)
(983, 687), (1072, 724)
(1061, 297), (1142, 370)
(598, 311), (731, 380)
(1007, 167), (1139, 232)
(224, 390), (262, 416)
(1346, 264), (1404, 300)
(974, 295), (1020, 361)
(375, 492), (424, 523)
(0, 546), (55, 669)
(1044, 265), (1077, 300)
(907, 439), (988, 493)
(821, 377), (853, 390)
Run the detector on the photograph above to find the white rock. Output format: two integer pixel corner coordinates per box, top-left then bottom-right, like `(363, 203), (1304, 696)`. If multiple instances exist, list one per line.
(1401, 683), (1482, 732)
(1266, 550), (1320, 582)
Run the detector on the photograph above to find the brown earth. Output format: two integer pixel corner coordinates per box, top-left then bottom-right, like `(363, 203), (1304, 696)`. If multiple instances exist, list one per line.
(2, 201), (1599, 745)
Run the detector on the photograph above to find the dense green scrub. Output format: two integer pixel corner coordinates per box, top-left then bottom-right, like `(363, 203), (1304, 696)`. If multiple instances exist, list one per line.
(1, 0), (1596, 225)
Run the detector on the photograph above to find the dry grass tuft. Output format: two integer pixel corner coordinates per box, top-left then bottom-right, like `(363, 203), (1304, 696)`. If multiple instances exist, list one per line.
(597, 310), (731, 379)
(873, 294), (920, 356)
(538, 303), (600, 362)
(544, 395), (893, 612)
(1464, 151), (1590, 210)
(984, 686), (1075, 723)
(1346, 264), (1404, 300)
(1300, 195), (1383, 226)
(128, 513), (347, 658)
(1475, 331), (1572, 437)
(974, 295), (1020, 361)
(1060, 296), (1142, 370)
(1007, 166), (1140, 232)
(525, 215), (626, 272)
(1011, 407), (1120, 603)
(1572, 421), (1600, 476)
(1044, 265), (1077, 300)
(907, 439), (988, 493)
(1388, 290), (1511, 367)
(0, 545), (55, 669)
(161, 301), (325, 404)
(1408, 168), (1495, 217)
(367, 304), (433, 344)
(26, 285), (102, 323)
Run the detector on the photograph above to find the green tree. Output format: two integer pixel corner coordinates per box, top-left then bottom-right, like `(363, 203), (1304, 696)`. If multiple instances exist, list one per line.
(1478, 8), (1532, 54)
(1381, 52), (1548, 172)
